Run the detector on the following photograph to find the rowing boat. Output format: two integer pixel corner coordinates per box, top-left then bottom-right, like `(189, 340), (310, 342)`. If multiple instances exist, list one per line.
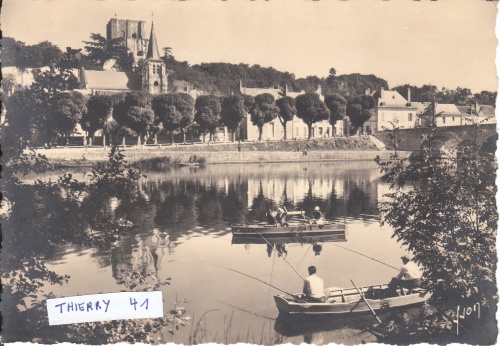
(274, 284), (431, 315)
(231, 222), (345, 237)
(231, 233), (346, 245)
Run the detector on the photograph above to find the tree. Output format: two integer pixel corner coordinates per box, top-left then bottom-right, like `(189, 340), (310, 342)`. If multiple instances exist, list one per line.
(346, 95), (375, 132)
(81, 94), (113, 146)
(2, 74), (18, 95)
(275, 96), (296, 139)
(2, 37), (26, 67)
(83, 33), (133, 71)
(250, 93), (279, 141)
(58, 47), (83, 70)
(221, 95), (246, 142)
(152, 93), (195, 144)
(162, 47), (175, 61)
(324, 93), (347, 126)
(3, 89), (43, 153)
(194, 95), (222, 142)
(46, 91), (87, 142)
(378, 128), (497, 343)
(112, 91), (154, 146)
(242, 94), (255, 113)
(30, 67), (79, 98)
(295, 93), (330, 138)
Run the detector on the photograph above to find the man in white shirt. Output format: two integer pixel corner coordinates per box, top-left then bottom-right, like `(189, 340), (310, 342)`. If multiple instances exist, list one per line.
(389, 255), (422, 294)
(303, 266), (325, 302)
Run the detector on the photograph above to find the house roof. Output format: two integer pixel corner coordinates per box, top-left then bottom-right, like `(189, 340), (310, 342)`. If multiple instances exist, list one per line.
(478, 105), (495, 117)
(435, 104), (461, 115)
(456, 105), (495, 118)
(411, 102), (427, 114)
(378, 90), (408, 107)
(81, 69), (141, 91)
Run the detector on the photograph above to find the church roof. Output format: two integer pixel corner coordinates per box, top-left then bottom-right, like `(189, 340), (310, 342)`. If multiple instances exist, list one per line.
(146, 22), (161, 60)
(81, 69), (141, 91)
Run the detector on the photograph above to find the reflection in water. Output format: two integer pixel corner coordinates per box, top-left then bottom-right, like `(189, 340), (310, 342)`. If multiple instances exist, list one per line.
(9, 162), (396, 344)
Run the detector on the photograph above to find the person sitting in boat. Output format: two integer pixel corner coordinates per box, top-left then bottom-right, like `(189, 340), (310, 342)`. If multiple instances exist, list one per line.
(267, 209), (277, 225)
(275, 207), (288, 227)
(312, 206), (324, 227)
(302, 266), (325, 302)
(388, 255), (422, 295)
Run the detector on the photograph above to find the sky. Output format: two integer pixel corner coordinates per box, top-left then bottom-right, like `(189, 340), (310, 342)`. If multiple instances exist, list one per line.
(2, 0), (498, 93)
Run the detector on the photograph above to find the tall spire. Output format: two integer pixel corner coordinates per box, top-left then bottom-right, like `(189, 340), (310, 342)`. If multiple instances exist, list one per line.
(146, 21), (161, 60)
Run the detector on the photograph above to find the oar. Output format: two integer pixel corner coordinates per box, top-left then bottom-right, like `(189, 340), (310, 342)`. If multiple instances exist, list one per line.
(350, 279), (382, 324)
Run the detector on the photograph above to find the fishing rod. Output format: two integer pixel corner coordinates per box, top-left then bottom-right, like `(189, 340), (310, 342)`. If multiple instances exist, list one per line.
(232, 206), (305, 280)
(334, 244), (399, 271)
(225, 267), (305, 302)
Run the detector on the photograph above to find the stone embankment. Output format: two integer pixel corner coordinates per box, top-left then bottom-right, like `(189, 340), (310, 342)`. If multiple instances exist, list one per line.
(39, 147), (409, 165)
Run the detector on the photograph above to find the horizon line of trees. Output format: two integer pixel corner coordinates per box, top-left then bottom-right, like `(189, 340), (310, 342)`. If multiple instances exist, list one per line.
(3, 35), (496, 107)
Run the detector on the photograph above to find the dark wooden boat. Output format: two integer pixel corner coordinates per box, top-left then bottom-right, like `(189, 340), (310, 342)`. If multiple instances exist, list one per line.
(179, 162), (200, 167)
(231, 233), (346, 245)
(274, 284), (431, 315)
(231, 222), (345, 237)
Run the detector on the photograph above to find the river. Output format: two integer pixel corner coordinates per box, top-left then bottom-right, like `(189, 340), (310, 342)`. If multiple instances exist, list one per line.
(15, 161), (409, 345)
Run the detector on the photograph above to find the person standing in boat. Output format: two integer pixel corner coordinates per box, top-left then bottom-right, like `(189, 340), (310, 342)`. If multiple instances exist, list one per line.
(302, 266), (325, 302)
(388, 255), (422, 294)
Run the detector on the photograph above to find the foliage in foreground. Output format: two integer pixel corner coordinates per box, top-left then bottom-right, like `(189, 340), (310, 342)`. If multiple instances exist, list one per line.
(1, 147), (190, 343)
(377, 131), (497, 343)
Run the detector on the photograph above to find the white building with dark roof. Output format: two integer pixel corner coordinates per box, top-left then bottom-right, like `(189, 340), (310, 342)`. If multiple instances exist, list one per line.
(375, 88), (419, 131)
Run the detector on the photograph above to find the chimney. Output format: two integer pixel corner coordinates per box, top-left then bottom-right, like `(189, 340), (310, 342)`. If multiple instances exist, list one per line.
(407, 88), (411, 103)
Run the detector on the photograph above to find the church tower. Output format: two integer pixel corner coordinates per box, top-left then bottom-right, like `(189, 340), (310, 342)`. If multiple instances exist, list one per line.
(142, 22), (167, 94)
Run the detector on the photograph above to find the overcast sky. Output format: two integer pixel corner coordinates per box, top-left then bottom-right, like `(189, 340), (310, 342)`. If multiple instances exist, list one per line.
(2, 0), (498, 93)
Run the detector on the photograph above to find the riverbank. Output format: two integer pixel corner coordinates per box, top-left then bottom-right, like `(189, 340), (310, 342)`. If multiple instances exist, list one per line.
(38, 147), (409, 165)
(36, 137), (410, 165)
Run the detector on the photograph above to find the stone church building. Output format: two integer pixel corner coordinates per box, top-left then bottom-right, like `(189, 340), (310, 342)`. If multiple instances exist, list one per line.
(78, 19), (167, 95)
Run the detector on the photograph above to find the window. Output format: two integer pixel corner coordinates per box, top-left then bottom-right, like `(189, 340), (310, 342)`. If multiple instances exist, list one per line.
(319, 127), (323, 135)
(442, 117), (446, 124)
(408, 113), (412, 122)
(452, 117), (455, 122)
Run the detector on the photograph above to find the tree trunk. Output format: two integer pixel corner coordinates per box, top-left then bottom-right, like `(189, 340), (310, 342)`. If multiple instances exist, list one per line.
(154, 133), (158, 145)
(170, 131), (175, 144)
(183, 131), (186, 144)
(308, 124), (312, 139)
(122, 136), (126, 149)
(137, 134), (141, 146)
(209, 132), (213, 141)
(202, 131), (206, 143)
(103, 133), (106, 148)
(224, 126), (227, 142)
(283, 123), (287, 140)
(258, 127), (263, 141)
(232, 129), (236, 142)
